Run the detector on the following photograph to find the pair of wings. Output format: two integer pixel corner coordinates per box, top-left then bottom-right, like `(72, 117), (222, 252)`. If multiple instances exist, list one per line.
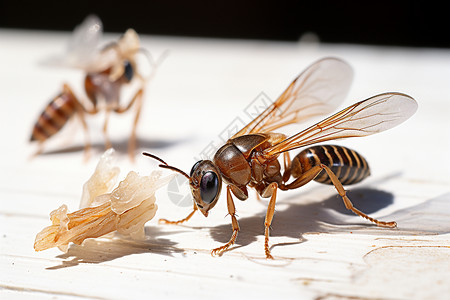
(232, 58), (418, 157)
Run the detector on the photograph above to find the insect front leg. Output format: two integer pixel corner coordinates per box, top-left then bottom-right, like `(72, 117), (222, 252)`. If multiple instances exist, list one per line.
(159, 201), (198, 225)
(261, 182), (278, 259)
(320, 164), (397, 228)
(114, 88), (144, 161)
(211, 185), (240, 256)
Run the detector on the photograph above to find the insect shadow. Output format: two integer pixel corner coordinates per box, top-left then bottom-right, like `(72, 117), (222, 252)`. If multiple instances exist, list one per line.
(209, 187), (395, 250)
(38, 136), (187, 157)
(46, 226), (185, 270)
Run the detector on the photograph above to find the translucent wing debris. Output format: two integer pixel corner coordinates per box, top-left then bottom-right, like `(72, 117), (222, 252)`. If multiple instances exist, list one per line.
(34, 149), (174, 252)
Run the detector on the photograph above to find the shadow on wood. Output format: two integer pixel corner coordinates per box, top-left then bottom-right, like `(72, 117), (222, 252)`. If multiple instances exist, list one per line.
(45, 226), (185, 270)
(209, 188), (450, 255)
(208, 188), (395, 249)
(36, 136), (188, 158)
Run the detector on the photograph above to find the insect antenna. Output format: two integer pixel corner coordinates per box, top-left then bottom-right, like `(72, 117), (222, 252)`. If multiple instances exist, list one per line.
(137, 48), (169, 82)
(142, 152), (190, 180)
(143, 152), (168, 165)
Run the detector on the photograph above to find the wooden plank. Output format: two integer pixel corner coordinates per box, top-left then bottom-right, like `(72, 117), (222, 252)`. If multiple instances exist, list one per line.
(0, 29), (449, 300)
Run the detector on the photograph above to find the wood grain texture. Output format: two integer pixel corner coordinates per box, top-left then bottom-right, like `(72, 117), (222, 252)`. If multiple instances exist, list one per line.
(0, 29), (449, 299)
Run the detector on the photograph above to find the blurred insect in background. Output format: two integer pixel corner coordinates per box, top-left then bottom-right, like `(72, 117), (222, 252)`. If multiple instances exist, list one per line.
(30, 16), (161, 160)
(144, 57), (418, 259)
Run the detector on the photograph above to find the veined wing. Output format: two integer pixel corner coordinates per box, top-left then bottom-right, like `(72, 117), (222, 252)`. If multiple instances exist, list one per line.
(232, 57), (353, 138)
(262, 93), (418, 157)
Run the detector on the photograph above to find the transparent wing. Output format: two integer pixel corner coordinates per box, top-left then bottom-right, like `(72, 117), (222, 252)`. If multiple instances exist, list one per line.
(40, 15), (106, 71)
(66, 15), (103, 66)
(262, 93), (418, 157)
(232, 57), (354, 138)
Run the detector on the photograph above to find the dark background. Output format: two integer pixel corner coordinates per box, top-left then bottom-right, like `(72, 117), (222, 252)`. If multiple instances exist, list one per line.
(1, 1), (448, 48)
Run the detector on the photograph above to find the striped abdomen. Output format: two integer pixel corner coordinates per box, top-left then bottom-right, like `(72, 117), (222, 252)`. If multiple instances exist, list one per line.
(291, 145), (370, 185)
(30, 89), (79, 142)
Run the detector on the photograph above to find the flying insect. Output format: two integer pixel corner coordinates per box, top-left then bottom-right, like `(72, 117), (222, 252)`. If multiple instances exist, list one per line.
(31, 16), (157, 160)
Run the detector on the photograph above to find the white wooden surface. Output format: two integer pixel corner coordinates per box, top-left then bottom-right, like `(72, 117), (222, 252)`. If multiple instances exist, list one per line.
(1, 29), (449, 300)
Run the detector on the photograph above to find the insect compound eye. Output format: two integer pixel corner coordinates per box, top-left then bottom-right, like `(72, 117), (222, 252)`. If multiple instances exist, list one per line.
(124, 60), (134, 81)
(200, 171), (219, 204)
(190, 161), (202, 177)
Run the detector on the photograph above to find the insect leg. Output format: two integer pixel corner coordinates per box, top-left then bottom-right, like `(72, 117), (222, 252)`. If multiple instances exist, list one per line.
(159, 201), (198, 225)
(262, 182), (278, 259)
(61, 84), (93, 159)
(102, 108), (112, 150)
(66, 84), (100, 160)
(255, 191), (263, 202)
(280, 165), (323, 190)
(211, 186), (240, 256)
(282, 152), (292, 182)
(114, 89), (144, 161)
(320, 164), (397, 228)
(29, 141), (45, 160)
(76, 106), (91, 161)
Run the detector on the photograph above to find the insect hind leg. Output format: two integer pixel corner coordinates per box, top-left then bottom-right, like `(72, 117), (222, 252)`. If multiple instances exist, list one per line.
(280, 164), (396, 228)
(320, 164), (397, 228)
(280, 165), (323, 191)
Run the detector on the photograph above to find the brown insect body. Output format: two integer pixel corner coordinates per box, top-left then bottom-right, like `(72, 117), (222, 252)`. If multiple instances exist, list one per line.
(213, 135), (370, 197)
(30, 86), (79, 142)
(31, 66), (133, 143)
(84, 62), (135, 109)
(144, 57), (418, 259)
(292, 145), (370, 186)
(214, 134), (280, 196)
